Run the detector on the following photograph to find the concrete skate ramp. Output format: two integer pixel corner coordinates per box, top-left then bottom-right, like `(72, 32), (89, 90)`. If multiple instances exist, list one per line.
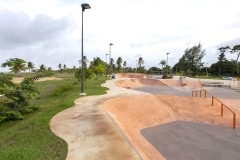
(115, 73), (202, 89)
(115, 78), (167, 89)
(116, 73), (147, 79)
(104, 95), (240, 160)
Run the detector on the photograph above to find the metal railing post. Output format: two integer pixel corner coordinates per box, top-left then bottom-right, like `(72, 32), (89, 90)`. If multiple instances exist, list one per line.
(221, 104), (223, 116)
(212, 96), (214, 106)
(233, 113), (236, 129)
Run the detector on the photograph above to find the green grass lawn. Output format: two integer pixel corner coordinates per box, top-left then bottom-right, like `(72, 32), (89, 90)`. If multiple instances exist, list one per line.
(0, 73), (108, 160)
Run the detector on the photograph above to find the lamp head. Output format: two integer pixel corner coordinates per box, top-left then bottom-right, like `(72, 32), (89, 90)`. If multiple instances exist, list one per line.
(110, 43), (113, 46)
(81, 3), (91, 12)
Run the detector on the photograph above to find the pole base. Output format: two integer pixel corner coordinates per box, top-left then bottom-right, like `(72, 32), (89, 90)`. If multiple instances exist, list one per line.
(79, 93), (87, 96)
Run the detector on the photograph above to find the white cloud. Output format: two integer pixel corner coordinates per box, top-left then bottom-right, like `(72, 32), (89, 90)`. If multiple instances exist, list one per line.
(0, 0), (240, 72)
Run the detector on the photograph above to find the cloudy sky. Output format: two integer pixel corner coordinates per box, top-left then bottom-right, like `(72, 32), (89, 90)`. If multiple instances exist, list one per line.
(0, 0), (240, 71)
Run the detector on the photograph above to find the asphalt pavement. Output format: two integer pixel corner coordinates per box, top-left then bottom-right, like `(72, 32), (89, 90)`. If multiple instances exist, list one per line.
(141, 121), (240, 160)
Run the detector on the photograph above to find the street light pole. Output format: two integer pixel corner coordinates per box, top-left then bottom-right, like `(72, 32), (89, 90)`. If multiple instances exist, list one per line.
(166, 53), (170, 66)
(80, 3), (91, 96)
(109, 43), (113, 75)
(106, 54), (108, 64)
(109, 43), (113, 64)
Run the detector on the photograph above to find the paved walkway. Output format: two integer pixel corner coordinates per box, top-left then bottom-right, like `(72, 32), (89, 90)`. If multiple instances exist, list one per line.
(50, 79), (148, 160)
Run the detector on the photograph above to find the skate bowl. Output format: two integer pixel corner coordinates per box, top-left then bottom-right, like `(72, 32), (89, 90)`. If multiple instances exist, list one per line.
(115, 78), (167, 89)
(115, 73), (202, 89)
(103, 94), (240, 160)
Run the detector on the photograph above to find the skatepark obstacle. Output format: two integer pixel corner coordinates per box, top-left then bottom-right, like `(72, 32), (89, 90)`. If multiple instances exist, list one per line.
(192, 89), (236, 129)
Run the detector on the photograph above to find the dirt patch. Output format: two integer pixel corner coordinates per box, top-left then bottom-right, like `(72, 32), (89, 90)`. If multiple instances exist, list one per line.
(12, 77), (62, 83)
(103, 95), (240, 160)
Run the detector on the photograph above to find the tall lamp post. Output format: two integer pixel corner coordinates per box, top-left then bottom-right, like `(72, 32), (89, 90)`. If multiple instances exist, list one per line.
(166, 53), (170, 66)
(106, 54), (108, 75)
(109, 43), (113, 75)
(80, 3), (91, 96)
(109, 43), (113, 64)
(106, 54), (108, 64)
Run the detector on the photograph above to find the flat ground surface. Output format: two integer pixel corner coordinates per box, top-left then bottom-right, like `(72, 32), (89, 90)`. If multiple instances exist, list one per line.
(141, 121), (240, 160)
(133, 85), (240, 99)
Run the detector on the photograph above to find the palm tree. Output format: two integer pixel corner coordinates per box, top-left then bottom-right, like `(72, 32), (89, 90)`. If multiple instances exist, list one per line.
(159, 60), (166, 70)
(79, 56), (88, 68)
(63, 64), (67, 70)
(138, 57), (144, 68)
(231, 44), (240, 74)
(58, 63), (62, 70)
(116, 57), (123, 72)
(27, 61), (35, 73)
(123, 61), (127, 72)
(39, 64), (46, 73)
(1, 58), (26, 74)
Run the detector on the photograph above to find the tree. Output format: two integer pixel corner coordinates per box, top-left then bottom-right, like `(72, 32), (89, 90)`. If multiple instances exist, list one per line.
(159, 60), (166, 70)
(27, 62), (35, 73)
(94, 64), (106, 76)
(137, 57), (145, 73)
(63, 64), (66, 70)
(0, 73), (53, 121)
(89, 57), (105, 68)
(116, 57), (123, 72)
(138, 57), (144, 68)
(1, 58), (26, 74)
(173, 43), (206, 76)
(58, 63), (62, 70)
(39, 64), (47, 73)
(109, 58), (115, 73)
(123, 61), (127, 73)
(79, 56), (88, 69)
(47, 67), (52, 72)
(210, 60), (235, 76)
(218, 47), (228, 76)
(148, 67), (160, 74)
(231, 44), (240, 75)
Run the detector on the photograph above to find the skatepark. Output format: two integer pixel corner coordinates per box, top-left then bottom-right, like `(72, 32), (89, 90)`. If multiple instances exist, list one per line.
(50, 73), (240, 160)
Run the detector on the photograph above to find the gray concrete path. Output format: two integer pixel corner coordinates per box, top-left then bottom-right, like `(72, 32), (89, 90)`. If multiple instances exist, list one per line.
(50, 79), (148, 160)
(141, 121), (240, 160)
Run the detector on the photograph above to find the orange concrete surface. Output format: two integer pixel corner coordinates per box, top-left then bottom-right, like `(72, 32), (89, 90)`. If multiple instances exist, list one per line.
(115, 73), (202, 89)
(103, 95), (240, 160)
(116, 73), (147, 79)
(115, 78), (167, 89)
(160, 78), (202, 88)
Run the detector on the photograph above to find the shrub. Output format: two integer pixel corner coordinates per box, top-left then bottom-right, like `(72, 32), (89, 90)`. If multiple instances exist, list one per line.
(4, 111), (23, 120)
(162, 74), (173, 79)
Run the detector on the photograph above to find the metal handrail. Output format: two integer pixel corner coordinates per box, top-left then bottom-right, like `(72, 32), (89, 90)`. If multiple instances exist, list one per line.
(192, 89), (236, 129)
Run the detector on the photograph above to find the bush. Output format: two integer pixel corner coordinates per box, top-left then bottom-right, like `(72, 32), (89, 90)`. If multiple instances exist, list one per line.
(162, 74), (173, 79)
(4, 111), (23, 120)
(19, 105), (40, 114)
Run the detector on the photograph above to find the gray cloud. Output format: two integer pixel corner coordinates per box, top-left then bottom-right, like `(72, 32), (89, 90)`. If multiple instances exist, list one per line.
(0, 10), (71, 49)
